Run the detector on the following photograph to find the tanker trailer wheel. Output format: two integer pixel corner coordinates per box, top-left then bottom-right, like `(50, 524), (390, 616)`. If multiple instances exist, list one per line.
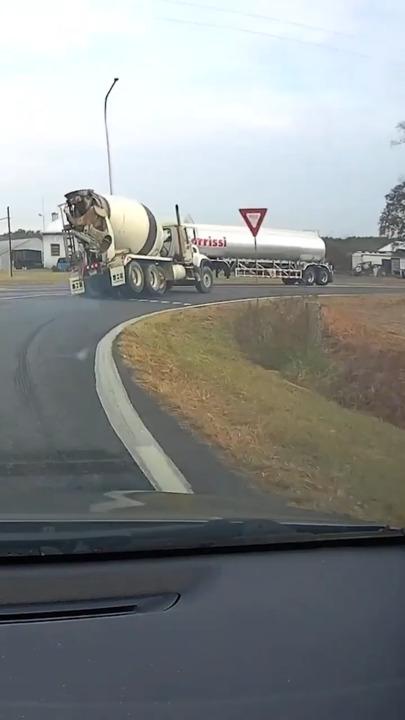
(144, 263), (167, 296)
(315, 266), (330, 286)
(126, 260), (145, 297)
(302, 266), (316, 286)
(196, 265), (214, 293)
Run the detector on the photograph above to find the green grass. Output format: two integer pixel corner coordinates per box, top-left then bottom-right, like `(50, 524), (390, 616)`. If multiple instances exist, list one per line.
(119, 302), (405, 527)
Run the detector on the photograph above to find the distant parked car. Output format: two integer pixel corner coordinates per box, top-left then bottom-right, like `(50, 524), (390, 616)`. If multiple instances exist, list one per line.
(52, 257), (70, 272)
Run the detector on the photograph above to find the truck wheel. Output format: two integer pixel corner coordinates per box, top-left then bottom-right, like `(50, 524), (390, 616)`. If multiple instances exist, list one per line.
(282, 278), (296, 285)
(302, 266), (316, 286)
(145, 264), (167, 296)
(196, 265), (214, 293)
(315, 266), (330, 286)
(84, 275), (105, 298)
(126, 261), (145, 296)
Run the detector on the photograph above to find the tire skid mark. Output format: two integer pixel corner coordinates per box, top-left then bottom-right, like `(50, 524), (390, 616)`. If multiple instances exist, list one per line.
(13, 317), (60, 452)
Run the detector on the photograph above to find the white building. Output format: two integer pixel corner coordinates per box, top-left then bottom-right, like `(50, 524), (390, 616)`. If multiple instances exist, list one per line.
(42, 212), (65, 269)
(378, 240), (405, 253)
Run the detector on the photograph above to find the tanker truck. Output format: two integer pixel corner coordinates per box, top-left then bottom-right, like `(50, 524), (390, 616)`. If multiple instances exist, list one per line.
(63, 189), (214, 298)
(188, 223), (333, 286)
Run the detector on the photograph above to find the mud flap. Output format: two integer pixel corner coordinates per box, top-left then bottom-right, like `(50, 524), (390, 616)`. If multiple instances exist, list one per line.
(70, 275), (85, 295)
(110, 265), (125, 287)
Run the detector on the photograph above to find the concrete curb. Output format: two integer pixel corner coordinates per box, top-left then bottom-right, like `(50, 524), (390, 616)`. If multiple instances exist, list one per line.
(95, 296), (285, 494)
(95, 314), (194, 495)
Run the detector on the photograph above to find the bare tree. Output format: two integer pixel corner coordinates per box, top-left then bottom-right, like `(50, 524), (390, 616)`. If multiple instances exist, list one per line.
(391, 121), (405, 146)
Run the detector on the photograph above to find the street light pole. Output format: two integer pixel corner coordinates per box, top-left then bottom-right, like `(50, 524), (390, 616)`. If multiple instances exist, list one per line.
(104, 77), (119, 195)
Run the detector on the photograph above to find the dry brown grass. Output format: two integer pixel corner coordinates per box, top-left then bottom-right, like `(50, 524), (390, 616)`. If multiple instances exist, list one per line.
(321, 296), (405, 428)
(118, 299), (405, 526)
(0, 270), (68, 286)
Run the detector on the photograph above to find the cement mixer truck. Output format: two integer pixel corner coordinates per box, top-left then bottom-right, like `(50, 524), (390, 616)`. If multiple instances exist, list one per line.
(63, 189), (214, 298)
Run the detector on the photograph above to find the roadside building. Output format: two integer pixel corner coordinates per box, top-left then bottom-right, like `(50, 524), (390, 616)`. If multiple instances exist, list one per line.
(351, 250), (392, 276)
(0, 236), (42, 271)
(378, 240), (405, 253)
(381, 241), (405, 278)
(42, 212), (65, 269)
(351, 240), (405, 277)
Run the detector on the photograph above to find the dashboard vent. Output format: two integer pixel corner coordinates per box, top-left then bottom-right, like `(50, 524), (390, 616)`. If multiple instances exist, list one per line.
(0, 593), (179, 623)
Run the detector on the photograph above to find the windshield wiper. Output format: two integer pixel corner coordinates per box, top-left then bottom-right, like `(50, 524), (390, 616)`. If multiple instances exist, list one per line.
(0, 518), (402, 559)
(284, 521), (402, 535)
(0, 518), (292, 557)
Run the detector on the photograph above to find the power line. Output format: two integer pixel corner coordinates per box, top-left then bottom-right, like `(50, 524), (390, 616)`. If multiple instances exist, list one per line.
(159, 0), (355, 39)
(163, 15), (370, 59)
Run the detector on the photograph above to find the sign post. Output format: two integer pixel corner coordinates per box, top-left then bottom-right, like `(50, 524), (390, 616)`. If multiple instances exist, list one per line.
(239, 208), (267, 281)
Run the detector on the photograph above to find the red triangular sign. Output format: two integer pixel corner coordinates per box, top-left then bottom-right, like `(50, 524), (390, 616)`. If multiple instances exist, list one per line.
(239, 208), (267, 237)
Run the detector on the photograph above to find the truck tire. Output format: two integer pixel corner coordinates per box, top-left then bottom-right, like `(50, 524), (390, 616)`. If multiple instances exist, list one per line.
(126, 260), (145, 297)
(144, 263), (167, 296)
(302, 266), (316, 286)
(282, 278), (296, 285)
(196, 265), (214, 293)
(315, 266), (330, 286)
(84, 275), (105, 298)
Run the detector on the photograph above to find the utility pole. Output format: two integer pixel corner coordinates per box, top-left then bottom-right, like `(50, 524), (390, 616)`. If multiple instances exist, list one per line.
(7, 206), (12, 277)
(104, 78), (119, 194)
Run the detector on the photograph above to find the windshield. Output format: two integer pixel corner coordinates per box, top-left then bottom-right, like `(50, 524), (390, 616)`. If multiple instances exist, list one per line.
(1, 0), (405, 552)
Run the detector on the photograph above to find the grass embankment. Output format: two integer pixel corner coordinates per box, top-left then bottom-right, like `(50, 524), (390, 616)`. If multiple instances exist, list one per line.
(0, 270), (68, 286)
(118, 297), (405, 526)
(321, 296), (405, 429)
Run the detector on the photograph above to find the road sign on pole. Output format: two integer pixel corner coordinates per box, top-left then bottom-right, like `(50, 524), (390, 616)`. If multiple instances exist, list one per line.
(239, 208), (267, 280)
(239, 208), (267, 237)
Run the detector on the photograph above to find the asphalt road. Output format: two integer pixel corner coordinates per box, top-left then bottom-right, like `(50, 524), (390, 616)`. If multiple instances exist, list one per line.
(1, 279), (405, 515)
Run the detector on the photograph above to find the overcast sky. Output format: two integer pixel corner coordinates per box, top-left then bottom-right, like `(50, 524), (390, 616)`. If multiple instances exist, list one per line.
(1, 0), (405, 235)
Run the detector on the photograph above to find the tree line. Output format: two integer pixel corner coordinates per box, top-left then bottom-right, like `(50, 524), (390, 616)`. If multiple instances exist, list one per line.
(0, 229), (41, 241)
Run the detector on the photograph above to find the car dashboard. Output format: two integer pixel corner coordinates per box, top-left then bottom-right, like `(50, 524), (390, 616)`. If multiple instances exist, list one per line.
(0, 541), (403, 719)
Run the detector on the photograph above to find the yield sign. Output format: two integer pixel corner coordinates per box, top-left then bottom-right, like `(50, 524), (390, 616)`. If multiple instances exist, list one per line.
(239, 208), (267, 237)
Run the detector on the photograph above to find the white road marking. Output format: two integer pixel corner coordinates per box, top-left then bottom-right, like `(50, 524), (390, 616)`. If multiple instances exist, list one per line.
(90, 490), (145, 512)
(76, 347), (90, 361)
(95, 318), (193, 495)
(329, 283), (403, 289)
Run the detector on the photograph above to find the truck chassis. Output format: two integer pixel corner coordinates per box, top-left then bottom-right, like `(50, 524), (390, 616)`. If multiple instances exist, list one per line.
(69, 252), (214, 298)
(211, 257), (333, 286)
